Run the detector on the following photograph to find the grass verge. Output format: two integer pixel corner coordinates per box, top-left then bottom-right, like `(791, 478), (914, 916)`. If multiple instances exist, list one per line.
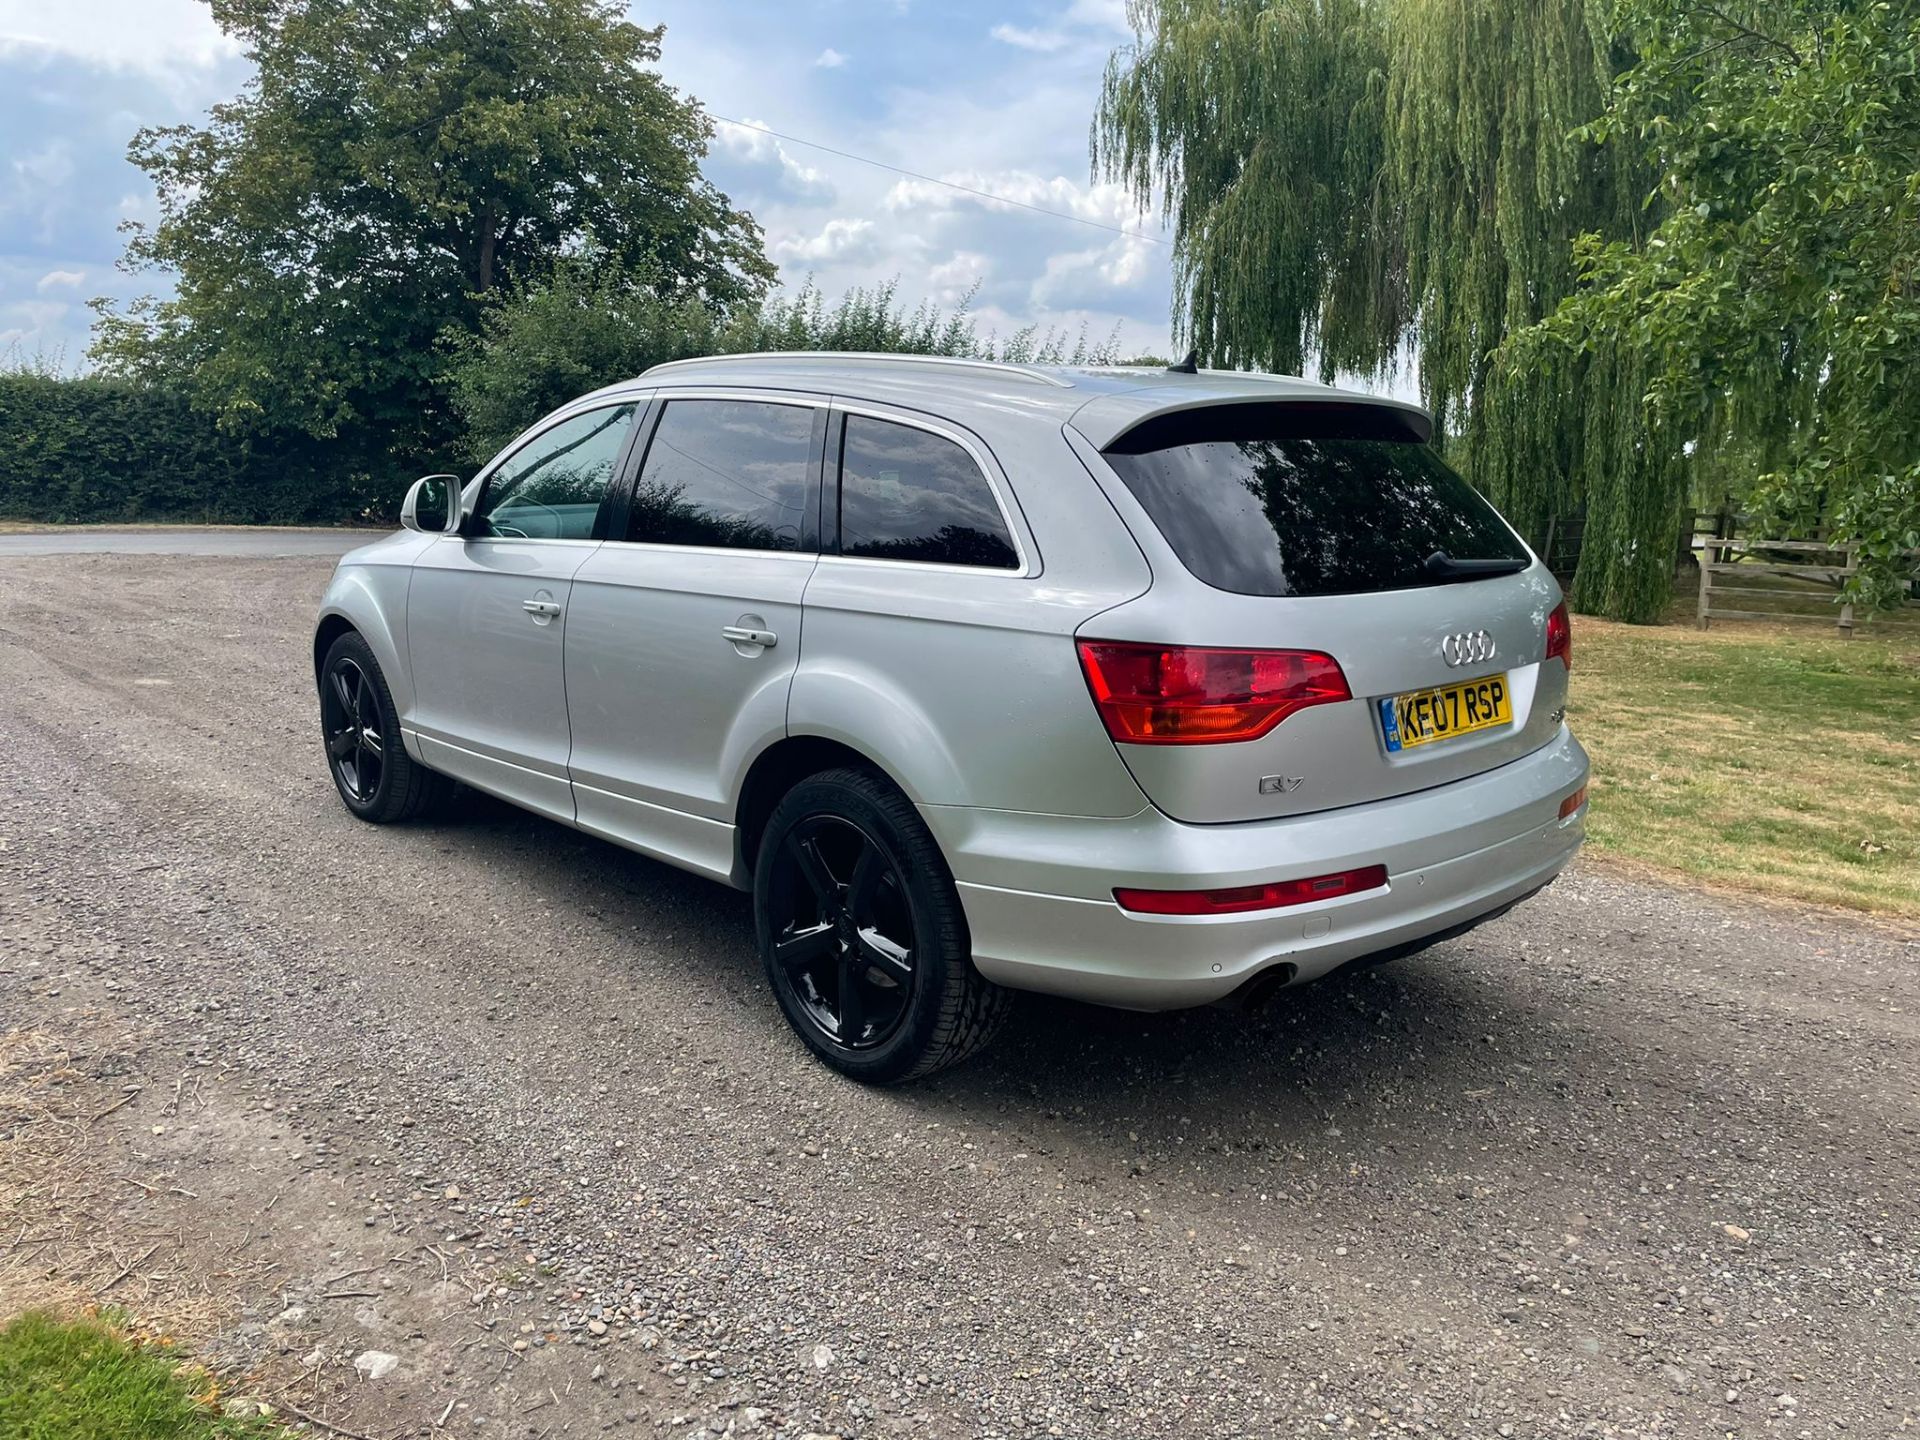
(0, 1311), (284, 1440)
(1570, 614), (1920, 918)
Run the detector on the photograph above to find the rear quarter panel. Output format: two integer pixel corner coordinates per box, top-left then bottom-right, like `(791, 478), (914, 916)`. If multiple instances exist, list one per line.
(790, 414), (1154, 817)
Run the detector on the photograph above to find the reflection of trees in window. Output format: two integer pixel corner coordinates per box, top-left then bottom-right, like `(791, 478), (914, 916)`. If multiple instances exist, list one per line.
(627, 401), (812, 549)
(506, 461), (611, 511)
(483, 405), (634, 538)
(628, 481), (790, 552)
(838, 417), (1018, 569)
(844, 525), (1017, 568)
(1231, 438), (1520, 595)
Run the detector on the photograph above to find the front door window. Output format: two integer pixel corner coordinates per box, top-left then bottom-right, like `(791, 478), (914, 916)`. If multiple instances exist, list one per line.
(475, 404), (637, 540)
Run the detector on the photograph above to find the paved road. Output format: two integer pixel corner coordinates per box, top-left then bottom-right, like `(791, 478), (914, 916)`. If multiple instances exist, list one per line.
(0, 552), (1915, 1439)
(0, 525), (370, 557)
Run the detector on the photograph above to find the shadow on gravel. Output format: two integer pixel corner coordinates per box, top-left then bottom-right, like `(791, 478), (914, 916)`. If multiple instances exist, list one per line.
(950, 950), (1545, 1120)
(416, 788), (1555, 1137)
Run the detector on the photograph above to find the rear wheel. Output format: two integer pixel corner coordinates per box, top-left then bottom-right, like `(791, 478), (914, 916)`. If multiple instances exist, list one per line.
(753, 767), (1010, 1083)
(319, 631), (451, 823)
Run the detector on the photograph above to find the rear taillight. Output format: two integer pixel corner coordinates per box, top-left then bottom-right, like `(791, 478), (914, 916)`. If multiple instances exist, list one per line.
(1076, 640), (1351, 745)
(1545, 601), (1572, 670)
(1115, 864), (1389, 916)
(1558, 783), (1588, 819)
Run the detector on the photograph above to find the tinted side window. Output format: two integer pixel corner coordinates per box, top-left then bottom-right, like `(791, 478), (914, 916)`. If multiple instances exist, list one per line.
(837, 416), (1018, 570)
(627, 399), (816, 551)
(477, 403), (636, 540)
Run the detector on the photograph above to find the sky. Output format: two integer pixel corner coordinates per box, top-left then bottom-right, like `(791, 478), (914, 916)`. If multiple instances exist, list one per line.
(0, 0), (1177, 371)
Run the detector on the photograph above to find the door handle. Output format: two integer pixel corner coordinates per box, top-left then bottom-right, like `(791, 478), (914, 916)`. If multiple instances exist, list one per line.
(522, 599), (563, 617)
(721, 625), (777, 648)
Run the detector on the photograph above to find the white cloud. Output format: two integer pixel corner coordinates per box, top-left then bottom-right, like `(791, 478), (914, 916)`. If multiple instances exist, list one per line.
(1064, 0), (1132, 33)
(0, 297), (72, 355)
(926, 251), (990, 306)
(1032, 235), (1158, 311)
(883, 169), (1152, 238)
(989, 23), (1068, 53)
(0, 0), (240, 72)
(710, 118), (835, 204)
(35, 268), (83, 291)
(813, 47), (848, 69)
(596, 0), (1175, 355)
(990, 1), (1131, 53)
(773, 217), (881, 265)
(12, 140), (75, 190)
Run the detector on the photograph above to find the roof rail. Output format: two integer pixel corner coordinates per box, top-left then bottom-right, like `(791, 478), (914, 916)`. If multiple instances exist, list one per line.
(639, 351), (1075, 389)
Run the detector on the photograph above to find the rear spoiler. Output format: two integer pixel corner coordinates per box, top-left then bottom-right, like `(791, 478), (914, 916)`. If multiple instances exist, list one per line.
(1070, 388), (1434, 452)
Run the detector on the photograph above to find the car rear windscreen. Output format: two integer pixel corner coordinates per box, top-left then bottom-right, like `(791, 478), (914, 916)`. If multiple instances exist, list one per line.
(1101, 402), (1529, 598)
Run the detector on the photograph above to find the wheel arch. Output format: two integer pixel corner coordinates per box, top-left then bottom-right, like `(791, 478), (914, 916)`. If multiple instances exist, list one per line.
(312, 611), (358, 680)
(313, 561), (415, 722)
(733, 734), (917, 884)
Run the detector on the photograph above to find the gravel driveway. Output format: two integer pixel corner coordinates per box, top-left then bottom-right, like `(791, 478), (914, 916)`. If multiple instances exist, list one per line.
(1, 551), (1915, 1439)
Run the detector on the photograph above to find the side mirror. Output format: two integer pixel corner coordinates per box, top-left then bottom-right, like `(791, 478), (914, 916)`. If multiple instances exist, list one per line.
(401, 474), (462, 535)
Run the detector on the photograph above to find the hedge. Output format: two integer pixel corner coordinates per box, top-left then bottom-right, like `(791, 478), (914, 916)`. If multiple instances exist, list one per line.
(0, 373), (399, 525)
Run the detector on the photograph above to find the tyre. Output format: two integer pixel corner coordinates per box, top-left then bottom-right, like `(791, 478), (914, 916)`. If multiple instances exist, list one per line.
(318, 631), (452, 823)
(753, 766), (1011, 1083)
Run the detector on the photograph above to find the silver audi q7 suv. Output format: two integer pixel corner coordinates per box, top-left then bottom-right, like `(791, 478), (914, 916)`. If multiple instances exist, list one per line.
(313, 353), (1588, 1081)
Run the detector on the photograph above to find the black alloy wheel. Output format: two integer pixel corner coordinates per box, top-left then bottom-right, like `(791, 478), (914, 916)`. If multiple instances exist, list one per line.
(754, 767), (1012, 1083)
(765, 813), (918, 1051)
(318, 630), (451, 823)
(322, 654), (386, 805)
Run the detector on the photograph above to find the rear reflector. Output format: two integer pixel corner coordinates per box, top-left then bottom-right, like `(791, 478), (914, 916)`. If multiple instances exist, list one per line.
(1115, 864), (1389, 916)
(1558, 783), (1588, 819)
(1545, 601), (1572, 670)
(1076, 640), (1351, 745)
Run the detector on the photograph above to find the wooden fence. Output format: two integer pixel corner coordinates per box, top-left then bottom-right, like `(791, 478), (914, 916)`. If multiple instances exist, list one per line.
(1697, 538), (1920, 636)
(1531, 513), (1585, 588)
(1531, 507), (1736, 588)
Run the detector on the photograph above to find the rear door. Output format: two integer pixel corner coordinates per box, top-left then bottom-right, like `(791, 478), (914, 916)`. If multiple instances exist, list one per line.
(1069, 401), (1570, 824)
(563, 391), (825, 880)
(406, 400), (640, 821)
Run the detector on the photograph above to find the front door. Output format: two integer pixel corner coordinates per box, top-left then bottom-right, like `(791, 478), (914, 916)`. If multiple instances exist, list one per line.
(406, 400), (640, 821)
(565, 393), (825, 880)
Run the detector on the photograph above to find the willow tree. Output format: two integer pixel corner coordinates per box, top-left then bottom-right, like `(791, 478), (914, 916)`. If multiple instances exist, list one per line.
(1096, 0), (1670, 618)
(1504, 0), (1920, 614)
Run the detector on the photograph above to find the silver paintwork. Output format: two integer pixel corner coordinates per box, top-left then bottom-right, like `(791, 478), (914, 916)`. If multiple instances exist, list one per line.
(316, 354), (1588, 1008)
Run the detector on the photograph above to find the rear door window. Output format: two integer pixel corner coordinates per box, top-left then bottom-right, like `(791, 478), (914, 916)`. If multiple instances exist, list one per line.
(628, 399), (818, 552)
(835, 415), (1020, 570)
(1101, 403), (1527, 597)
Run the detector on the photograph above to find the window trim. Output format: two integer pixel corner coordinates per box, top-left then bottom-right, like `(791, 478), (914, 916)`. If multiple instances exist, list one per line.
(822, 400), (1035, 578)
(603, 386), (831, 557)
(462, 394), (651, 545)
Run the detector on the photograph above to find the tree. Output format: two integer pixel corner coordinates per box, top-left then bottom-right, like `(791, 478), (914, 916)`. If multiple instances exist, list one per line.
(441, 262), (724, 462)
(91, 0), (772, 467)
(444, 272), (1122, 462)
(1503, 0), (1920, 611)
(1095, 0), (1669, 615)
(1098, 0), (1920, 620)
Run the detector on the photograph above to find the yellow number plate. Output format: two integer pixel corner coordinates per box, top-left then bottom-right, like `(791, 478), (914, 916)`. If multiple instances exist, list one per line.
(1380, 674), (1512, 752)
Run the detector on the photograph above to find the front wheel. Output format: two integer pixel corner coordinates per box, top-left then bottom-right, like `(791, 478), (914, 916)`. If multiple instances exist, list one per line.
(753, 767), (1011, 1083)
(319, 631), (450, 823)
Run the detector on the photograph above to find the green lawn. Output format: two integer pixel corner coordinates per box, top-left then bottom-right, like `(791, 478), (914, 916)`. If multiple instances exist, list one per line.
(0, 1313), (284, 1440)
(1569, 613), (1920, 918)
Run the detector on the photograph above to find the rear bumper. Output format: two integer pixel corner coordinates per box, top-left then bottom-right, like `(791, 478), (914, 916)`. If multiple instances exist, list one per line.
(922, 726), (1589, 1010)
